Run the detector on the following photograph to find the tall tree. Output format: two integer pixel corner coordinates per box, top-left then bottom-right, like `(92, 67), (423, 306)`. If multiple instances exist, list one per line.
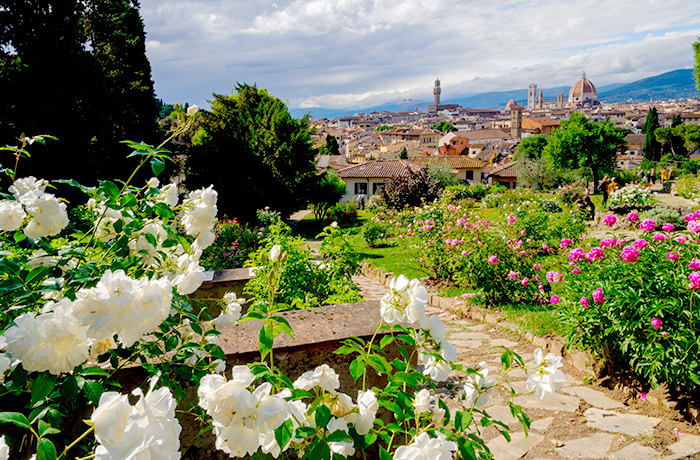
(641, 107), (660, 162)
(0, 0), (156, 190)
(514, 134), (548, 160)
(187, 84), (319, 221)
(694, 37), (700, 90)
(543, 112), (626, 191)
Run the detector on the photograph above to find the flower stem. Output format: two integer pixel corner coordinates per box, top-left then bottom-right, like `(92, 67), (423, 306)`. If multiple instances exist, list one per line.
(57, 426), (94, 460)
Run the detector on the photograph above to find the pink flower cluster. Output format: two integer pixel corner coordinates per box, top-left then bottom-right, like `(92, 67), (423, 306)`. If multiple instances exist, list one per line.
(688, 272), (700, 289)
(560, 238), (572, 248)
(592, 288), (605, 304)
(651, 317), (663, 330)
(546, 271), (564, 283)
(662, 223), (675, 232)
(603, 214), (617, 227)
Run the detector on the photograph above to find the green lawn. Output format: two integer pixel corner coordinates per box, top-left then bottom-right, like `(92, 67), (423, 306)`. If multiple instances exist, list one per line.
(345, 233), (427, 280)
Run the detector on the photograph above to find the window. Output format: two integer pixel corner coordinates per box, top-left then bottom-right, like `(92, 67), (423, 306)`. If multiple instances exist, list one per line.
(465, 170), (474, 181)
(372, 182), (384, 194)
(354, 183), (367, 195)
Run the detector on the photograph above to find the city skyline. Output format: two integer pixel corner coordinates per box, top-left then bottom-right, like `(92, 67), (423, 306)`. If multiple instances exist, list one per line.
(141, 0), (700, 111)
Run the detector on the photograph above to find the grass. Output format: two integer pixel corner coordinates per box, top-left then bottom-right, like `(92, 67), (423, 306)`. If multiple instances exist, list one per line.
(345, 232), (426, 280)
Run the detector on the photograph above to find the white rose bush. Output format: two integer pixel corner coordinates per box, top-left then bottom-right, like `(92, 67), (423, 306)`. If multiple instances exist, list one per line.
(0, 117), (567, 459)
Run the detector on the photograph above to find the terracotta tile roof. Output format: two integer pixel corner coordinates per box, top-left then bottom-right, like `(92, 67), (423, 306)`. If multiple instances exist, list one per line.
(337, 159), (424, 178)
(412, 156), (485, 169)
(452, 129), (511, 140)
(489, 161), (518, 178)
(625, 134), (646, 147)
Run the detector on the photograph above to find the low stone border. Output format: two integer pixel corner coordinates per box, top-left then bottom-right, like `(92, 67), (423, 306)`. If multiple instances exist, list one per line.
(360, 262), (700, 428)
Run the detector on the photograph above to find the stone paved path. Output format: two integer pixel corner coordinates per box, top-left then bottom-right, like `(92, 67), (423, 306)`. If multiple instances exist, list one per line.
(352, 275), (700, 460)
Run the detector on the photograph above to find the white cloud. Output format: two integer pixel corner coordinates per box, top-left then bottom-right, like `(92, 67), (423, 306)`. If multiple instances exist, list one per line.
(140, 0), (700, 110)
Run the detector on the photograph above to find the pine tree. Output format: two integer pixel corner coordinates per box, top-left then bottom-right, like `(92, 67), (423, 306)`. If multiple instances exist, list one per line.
(641, 107), (660, 161)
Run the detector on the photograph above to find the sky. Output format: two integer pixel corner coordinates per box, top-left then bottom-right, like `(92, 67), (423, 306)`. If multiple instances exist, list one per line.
(141, 0), (700, 113)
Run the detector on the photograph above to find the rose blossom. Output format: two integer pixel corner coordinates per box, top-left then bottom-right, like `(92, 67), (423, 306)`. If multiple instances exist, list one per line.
(507, 270), (519, 281)
(653, 233), (669, 241)
(690, 259), (700, 270)
(600, 238), (617, 248)
(550, 295), (560, 305)
(560, 238), (572, 248)
(603, 214), (617, 227)
(592, 288), (605, 304)
(620, 246), (639, 263)
(667, 251), (679, 260)
(633, 239), (648, 249)
(572, 268), (580, 274)
(651, 318), (663, 330)
(640, 219), (656, 231)
(675, 235), (688, 244)
(521, 277), (528, 286)
(626, 212), (639, 222)
(689, 272), (700, 289)
(662, 223), (675, 232)
(488, 255), (498, 264)
(580, 297), (589, 308)
(568, 247), (585, 261)
(533, 263), (542, 271)
(546, 271), (563, 283)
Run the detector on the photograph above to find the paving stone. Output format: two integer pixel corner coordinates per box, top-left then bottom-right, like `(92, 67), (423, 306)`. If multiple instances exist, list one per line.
(450, 331), (488, 340)
(505, 368), (528, 380)
(554, 432), (616, 458)
(508, 381), (529, 395)
(513, 392), (580, 413)
(489, 338), (519, 348)
(486, 432), (544, 460)
(584, 408), (660, 436)
(609, 442), (660, 459)
(465, 324), (488, 331)
(451, 339), (484, 349)
(562, 386), (623, 410)
(668, 434), (700, 453)
(530, 417), (553, 431)
(481, 405), (520, 428)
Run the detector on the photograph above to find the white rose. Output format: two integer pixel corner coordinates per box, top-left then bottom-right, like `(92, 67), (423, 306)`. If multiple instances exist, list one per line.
(9, 176), (47, 201)
(0, 435), (9, 460)
(187, 104), (199, 116)
(0, 200), (26, 231)
(157, 183), (179, 207)
(354, 390), (378, 435)
(413, 388), (431, 414)
(269, 244), (282, 262)
(23, 194), (68, 238)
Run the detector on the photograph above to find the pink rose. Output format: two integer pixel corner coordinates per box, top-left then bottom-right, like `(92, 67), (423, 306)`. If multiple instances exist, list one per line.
(600, 238), (617, 248)
(603, 214), (617, 227)
(653, 233), (669, 241)
(586, 247), (605, 262)
(580, 297), (589, 307)
(560, 238), (572, 248)
(533, 264), (542, 271)
(569, 247), (585, 261)
(488, 255), (498, 264)
(546, 271), (563, 283)
(662, 331), (668, 337)
(689, 259), (700, 270)
(572, 268), (580, 274)
(626, 212), (639, 222)
(662, 223), (675, 232)
(633, 239), (648, 249)
(651, 317), (663, 330)
(592, 288), (605, 304)
(521, 277), (529, 286)
(675, 235), (687, 244)
(461, 251), (468, 256)
(640, 219), (656, 232)
(507, 270), (519, 281)
(667, 251), (679, 260)
(688, 221), (700, 234)
(688, 271), (700, 289)
(550, 295), (560, 305)
(507, 214), (516, 224)
(620, 246), (639, 263)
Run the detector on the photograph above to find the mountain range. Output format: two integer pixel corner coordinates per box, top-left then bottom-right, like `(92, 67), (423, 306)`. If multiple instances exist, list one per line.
(291, 69), (699, 119)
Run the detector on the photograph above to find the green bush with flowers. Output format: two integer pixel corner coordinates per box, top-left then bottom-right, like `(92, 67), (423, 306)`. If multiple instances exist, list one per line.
(200, 217), (265, 270)
(558, 212), (700, 391)
(608, 183), (653, 209)
(0, 120), (570, 459)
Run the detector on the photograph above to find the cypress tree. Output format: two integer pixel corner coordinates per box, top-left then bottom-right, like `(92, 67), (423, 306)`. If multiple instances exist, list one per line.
(642, 107), (660, 162)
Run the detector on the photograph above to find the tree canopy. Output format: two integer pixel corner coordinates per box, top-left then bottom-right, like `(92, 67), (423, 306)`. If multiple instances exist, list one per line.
(641, 107), (660, 161)
(543, 112), (626, 189)
(431, 121), (457, 133)
(0, 0), (157, 191)
(514, 134), (549, 160)
(186, 84), (319, 222)
(694, 37), (700, 90)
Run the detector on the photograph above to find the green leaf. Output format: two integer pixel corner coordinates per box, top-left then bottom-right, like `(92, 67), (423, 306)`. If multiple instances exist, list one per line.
(80, 367), (111, 377)
(349, 358), (366, 382)
(83, 380), (104, 406)
(274, 419), (293, 451)
(500, 350), (513, 373)
(38, 420), (60, 437)
(379, 334), (394, 349)
(259, 324), (274, 360)
(314, 404), (332, 429)
(60, 376), (81, 401)
(99, 180), (120, 199)
(37, 437), (57, 460)
(13, 231), (26, 243)
(153, 203), (175, 219)
(31, 373), (57, 405)
(308, 439), (330, 460)
(379, 446), (393, 460)
(0, 412), (31, 429)
(150, 157), (165, 177)
(25, 266), (50, 286)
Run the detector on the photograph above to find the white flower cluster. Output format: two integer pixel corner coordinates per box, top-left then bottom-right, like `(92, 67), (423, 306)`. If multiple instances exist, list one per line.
(0, 176), (68, 238)
(393, 432), (457, 460)
(198, 363), (378, 458)
(380, 275), (456, 382)
(609, 184), (653, 208)
(91, 377), (181, 460)
(2, 270), (173, 375)
(526, 348), (567, 398)
(0, 436), (8, 460)
(214, 292), (244, 330)
(180, 185), (217, 256)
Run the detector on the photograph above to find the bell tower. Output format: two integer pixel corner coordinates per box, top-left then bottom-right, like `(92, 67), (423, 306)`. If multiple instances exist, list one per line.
(433, 78), (441, 108)
(528, 83), (537, 110)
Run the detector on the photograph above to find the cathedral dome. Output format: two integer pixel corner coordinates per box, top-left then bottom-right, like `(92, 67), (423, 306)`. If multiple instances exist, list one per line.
(568, 70), (598, 107)
(505, 99), (519, 111)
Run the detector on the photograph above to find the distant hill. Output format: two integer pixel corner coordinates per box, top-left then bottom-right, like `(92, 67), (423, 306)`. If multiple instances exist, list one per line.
(598, 69), (699, 103)
(291, 69), (699, 119)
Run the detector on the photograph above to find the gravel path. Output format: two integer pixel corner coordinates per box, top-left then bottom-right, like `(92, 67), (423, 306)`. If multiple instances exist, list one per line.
(352, 275), (700, 460)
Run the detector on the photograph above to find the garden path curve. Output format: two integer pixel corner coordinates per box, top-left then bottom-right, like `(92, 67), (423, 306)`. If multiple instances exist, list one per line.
(351, 274), (700, 460)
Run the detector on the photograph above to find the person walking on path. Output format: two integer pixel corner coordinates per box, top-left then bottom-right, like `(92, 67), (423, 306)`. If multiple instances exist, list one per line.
(600, 176), (609, 209)
(661, 168), (669, 183)
(608, 177), (618, 195)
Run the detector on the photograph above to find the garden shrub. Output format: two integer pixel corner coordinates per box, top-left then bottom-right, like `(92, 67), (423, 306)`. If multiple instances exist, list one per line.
(256, 206), (282, 226)
(200, 217), (264, 270)
(366, 192), (385, 210)
(559, 214), (700, 390)
(244, 221), (361, 310)
(441, 183), (502, 204)
(378, 169), (440, 209)
(608, 183), (653, 209)
(327, 202), (358, 225)
(361, 220), (388, 247)
(638, 207), (686, 230)
(675, 174), (700, 200)
(556, 181), (588, 206)
(610, 169), (638, 187)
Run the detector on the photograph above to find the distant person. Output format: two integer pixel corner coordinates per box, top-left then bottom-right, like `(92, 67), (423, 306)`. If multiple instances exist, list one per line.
(661, 168), (669, 183)
(692, 164), (698, 176)
(608, 177), (619, 195)
(583, 195), (595, 220)
(651, 168), (657, 184)
(600, 176), (609, 208)
(360, 194), (366, 210)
